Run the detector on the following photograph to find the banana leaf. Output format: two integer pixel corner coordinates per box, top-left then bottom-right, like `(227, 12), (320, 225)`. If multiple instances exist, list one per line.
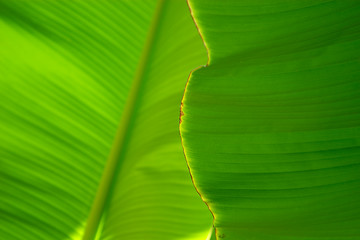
(181, 1), (360, 239)
(0, 0), (212, 239)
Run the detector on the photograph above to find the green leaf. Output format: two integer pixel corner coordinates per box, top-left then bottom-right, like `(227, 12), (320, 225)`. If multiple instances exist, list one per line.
(0, 0), (212, 239)
(181, 1), (360, 239)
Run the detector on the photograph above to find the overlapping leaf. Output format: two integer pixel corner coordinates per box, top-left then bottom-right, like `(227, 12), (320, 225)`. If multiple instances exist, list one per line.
(181, 1), (360, 239)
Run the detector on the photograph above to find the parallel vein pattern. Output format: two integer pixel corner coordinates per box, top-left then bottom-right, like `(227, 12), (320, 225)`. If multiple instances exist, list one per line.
(0, 1), (212, 240)
(82, 1), (166, 239)
(181, 1), (360, 239)
(99, 1), (214, 239)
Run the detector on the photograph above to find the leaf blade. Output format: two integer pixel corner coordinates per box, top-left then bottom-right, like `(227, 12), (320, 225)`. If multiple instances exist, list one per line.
(0, 1), (212, 239)
(182, 1), (360, 239)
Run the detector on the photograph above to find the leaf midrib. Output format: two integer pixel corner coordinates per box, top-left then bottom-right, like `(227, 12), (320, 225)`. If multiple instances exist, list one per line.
(82, 1), (166, 239)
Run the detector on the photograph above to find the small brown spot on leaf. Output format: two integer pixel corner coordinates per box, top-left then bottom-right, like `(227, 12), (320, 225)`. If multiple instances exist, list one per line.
(218, 233), (225, 238)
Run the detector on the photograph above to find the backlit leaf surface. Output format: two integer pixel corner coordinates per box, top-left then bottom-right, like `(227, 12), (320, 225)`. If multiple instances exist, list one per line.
(0, 1), (212, 239)
(181, 1), (360, 239)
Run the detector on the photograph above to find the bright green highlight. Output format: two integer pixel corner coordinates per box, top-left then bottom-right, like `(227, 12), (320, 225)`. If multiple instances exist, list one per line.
(182, 1), (360, 239)
(0, 1), (212, 239)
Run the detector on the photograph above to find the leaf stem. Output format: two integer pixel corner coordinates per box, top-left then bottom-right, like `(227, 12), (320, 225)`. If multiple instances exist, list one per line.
(82, 1), (165, 239)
